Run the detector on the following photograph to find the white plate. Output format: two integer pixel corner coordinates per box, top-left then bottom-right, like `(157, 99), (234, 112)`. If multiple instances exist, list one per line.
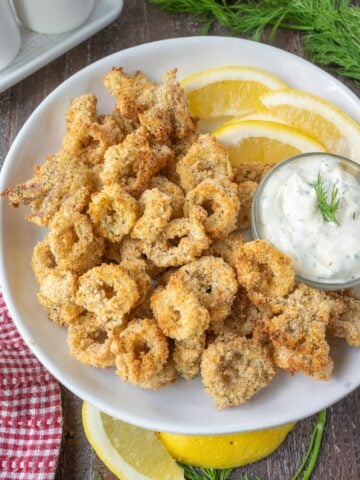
(1, 37), (360, 435)
(0, 0), (123, 93)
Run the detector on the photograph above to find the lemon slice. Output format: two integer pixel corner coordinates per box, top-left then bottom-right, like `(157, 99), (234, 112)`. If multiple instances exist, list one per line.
(214, 120), (326, 166)
(158, 422), (296, 469)
(261, 90), (360, 160)
(82, 402), (184, 480)
(181, 66), (287, 119)
(224, 110), (288, 125)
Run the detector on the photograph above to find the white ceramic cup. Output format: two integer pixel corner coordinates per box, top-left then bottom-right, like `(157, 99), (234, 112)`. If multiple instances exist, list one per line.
(0, 0), (21, 71)
(12, 0), (96, 34)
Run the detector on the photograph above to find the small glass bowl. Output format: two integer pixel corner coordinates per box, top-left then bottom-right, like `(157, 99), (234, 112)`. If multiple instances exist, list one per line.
(251, 152), (360, 291)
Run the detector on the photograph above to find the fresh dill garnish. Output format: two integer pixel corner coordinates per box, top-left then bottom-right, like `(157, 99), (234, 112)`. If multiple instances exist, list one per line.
(314, 172), (341, 224)
(151, 0), (360, 85)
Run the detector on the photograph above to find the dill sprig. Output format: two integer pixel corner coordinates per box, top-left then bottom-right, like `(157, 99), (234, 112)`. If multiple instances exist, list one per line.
(151, 0), (360, 85)
(180, 409), (327, 480)
(314, 172), (341, 224)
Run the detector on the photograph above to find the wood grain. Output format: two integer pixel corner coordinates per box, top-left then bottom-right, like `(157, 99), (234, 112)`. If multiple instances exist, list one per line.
(0, 1), (359, 479)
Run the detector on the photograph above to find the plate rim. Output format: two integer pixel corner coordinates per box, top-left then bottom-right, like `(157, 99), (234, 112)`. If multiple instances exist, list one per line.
(1, 35), (360, 435)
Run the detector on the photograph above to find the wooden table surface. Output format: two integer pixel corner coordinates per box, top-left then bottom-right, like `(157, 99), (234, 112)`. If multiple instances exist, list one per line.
(1, 1), (359, 479)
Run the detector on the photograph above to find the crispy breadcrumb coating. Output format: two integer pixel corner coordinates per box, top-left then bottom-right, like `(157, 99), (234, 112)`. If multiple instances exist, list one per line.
(232, 163), (274, 184)
(174, 334), (205, 379)
(237, 181), (258, 230)
(328, 289), (360, 346)
(150, 176), (185, 219)
(208, 232), (244, 269)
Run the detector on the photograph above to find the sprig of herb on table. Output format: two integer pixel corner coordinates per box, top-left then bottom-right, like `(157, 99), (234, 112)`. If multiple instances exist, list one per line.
(314, 173), (341, 224)
(181, 410), (327, 480)
(150, 0), (360, 85)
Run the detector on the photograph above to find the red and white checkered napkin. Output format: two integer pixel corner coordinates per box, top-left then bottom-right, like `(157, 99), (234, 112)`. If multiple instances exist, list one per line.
(0, 292), (63, 480)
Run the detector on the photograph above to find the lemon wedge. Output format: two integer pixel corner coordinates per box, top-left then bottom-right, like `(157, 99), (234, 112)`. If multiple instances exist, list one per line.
(158, 422), (296, 469)
(261, 90), (360, 161)
(214, 120), (326, 166)
(224, 110), (288, 125)
(82, 402), (184, 480)
(181, 66), (287, 119)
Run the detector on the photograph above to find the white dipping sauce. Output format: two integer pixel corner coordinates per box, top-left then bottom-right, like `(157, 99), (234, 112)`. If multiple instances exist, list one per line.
(257, 154), (360, 283)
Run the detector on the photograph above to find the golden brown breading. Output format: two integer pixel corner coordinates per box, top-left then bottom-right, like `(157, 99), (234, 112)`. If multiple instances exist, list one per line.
(237, 181), (258, 230)
(131, 188), (171, 242)
(232, 163), (275, 184)
(328, 290), (360, 346)
(119, 258), (152, 308)
(2, 154), (94, 227)
(139, 69), (197, 144)
(67, 312), (116, 368)
(103, 67), (157, 121)
(174, 334), (205, 380)
(31, 236), (57, 283)
(151, 283), (210, 341)
(89, 185), (139, 242)
(110, 318), (176, 389)
(265, 284), (334, 380)
(184, 178), (240, 240)
(142, 207), (210, 268)
(37, 270), (83, 327)
(100, 127), (173, 198)
(235, 240), (295, 305)
(76, 264), (139, 322)
(208, 231), (244, 268)
(201, 335), (276, 408)
(171, 256), (238, 333)
(149, 176), (185, 218)
(49, 211), (104, 275)
(160, 132), (199, 185)
(176, 134), (232, 193)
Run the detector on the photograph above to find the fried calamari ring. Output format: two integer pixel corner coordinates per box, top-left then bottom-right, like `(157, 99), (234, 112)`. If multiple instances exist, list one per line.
(100, 127), (173, 198)
(76, 264), (139, 321)
(119, 258), (152, 307)
(37, 270), (83, 326)
(67, 313), (116, 368)
(151, 284), (210, 341)
(89, 185), (139, 242)
(31, 236), (58, 283)
(174, 334), (205, 380)
(328, 290), (360, 346)
(237, 181), (258, 230)
(232, 163), (275, 184)
(208, 232), (244, 269)
(176, 134), (232, 192)
(150, 176), (185, 218)
(201, 335), (276, 408)
(265, 284), (334, 380)
(111, 318), (175, 389)
(49, 211), (104, 275)
(184, 178), (240, 240)
(235, 240), (295, 304)
(172, 256), (238, 333)
(131, 188), (171, 242)
(143, 207), (210, 268)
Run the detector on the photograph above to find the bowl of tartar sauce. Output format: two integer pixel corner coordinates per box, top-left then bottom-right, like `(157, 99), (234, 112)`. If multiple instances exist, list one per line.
(252, 152), (360, 290)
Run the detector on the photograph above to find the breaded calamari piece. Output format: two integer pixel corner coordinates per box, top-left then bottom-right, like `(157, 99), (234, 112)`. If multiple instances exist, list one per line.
(235, 240), (295, 305)
(37, 270), (83, 327)
(143, 207), (210, 268)
(151, 283), (210, 341)
(160, 132), (198, 186)
(76, 264), (139, 322)
(176, 134), (232, 192)
(49, 211), (104, 275)
(2, 154), (94, 227)
(171, 256), (238, 333)
(265, 284), (334, 380)
(111, 318), (176, 389)
(131, 188), (171, 242)
(201, 335), (276, 408)
(101, 127), (173, 198)
(150, 176), (185, 218)
(237, 181), (258, 230)
(139, 69), (197, 144)
(328, 290), (360, 346)
(103, 68), (157, 121)
(119, 258), (152, 308)
(31, 235), (57, 283)
(67, 313), (116, 368)
(89, 185), (139, 242)
(232, 163), (275, 184)
(174, 334), (205, 380)
(208, 231), (244, 268)
(184, 178), (240, 240)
